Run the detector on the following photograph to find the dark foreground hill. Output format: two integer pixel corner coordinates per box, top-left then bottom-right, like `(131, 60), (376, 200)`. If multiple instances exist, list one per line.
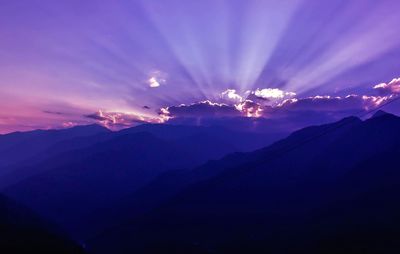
(88, 112), (400, 253)
(0, 194), (84, 254)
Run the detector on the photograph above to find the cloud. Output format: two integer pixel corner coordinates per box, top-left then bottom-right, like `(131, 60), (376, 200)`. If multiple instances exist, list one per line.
(85, 111), (108, 121)
(253, 88), (296, 100)
(62, 121), (78, 128)
(157, 77), (400, 132)
(158, 100), (266, 124)
(84, 77), (400, 133)
(147, 70), (167, 88)
(373, 78), (400, 95)
(220, 87), (296, 103)
(148, 77), (161, 88)
(235, 100), (263, 117)
(220, 87), (296, 107)
(220, 89), (244, 103)
(159, 93), (392, 123)
(85, 110), (161, 130)
(276, 95), (390, 113)
(43, 110), (64, 115)
(159, 100), (241, 119)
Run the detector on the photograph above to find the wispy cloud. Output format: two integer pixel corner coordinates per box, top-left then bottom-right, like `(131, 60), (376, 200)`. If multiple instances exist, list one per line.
(85, 110), (161, 130)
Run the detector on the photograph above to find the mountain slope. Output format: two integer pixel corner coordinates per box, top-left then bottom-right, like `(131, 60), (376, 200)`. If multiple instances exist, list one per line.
(0, 194), (85, 254)
(119, 124), (286, 152)
(0, 123), (283, 189)
(3, 127), (256, 239)
(0, 122), (282, 240)
(89, 113), (400, 253)
(84, 117), (363, 238)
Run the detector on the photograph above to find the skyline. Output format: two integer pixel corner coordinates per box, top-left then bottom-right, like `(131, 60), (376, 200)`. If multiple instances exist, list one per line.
(1, 0), (400, 133)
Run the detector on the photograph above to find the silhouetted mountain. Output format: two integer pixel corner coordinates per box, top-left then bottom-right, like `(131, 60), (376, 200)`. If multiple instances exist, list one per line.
(4, 115), (400, 253)
(0, 123), (283, 189)
(371, 109), (394, 119)
(0, 194), (84, 254)
(0, 124), (110, 171)
(88, 113), (400, 253)
(1, 123), (283, 239)
(82, 117), (362, 238)
(118, 124), (285, 152)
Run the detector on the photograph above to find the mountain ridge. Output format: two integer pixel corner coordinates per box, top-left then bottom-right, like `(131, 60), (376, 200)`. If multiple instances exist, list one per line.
(88, 113), (400, 253)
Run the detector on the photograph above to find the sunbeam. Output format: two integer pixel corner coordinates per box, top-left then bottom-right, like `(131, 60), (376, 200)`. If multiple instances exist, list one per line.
(0, 0), (400, 132)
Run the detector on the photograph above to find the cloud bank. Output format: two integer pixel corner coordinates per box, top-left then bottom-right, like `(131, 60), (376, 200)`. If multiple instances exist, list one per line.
(54, 78), (398, 133)
(156, 78), (399, 132)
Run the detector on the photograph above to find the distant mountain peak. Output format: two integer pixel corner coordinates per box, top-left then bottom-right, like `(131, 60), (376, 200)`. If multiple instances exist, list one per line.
(371, 110), (394, 119)
(338, 116), (361, 123)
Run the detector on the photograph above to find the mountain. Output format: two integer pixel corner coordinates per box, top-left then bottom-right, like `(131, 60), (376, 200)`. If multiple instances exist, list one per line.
(0, 194), (85, 254)
(5, 115), (399, 253)
(88, 113), (400, 253)
(0, 124), (110, 173)
(1, 123), (283, 239)
(0, 123), (284, 189)
(118, 124), (285, 152)
(371, 109), (394, 119)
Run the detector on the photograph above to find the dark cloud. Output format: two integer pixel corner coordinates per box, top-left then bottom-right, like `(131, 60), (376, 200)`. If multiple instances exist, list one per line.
(158, 90), (397, 133)
(85, 112), (108, 121)
(158, 97), (340, 133)
(43, 110), (64, 115)
(276, 95), (384, 113)
(161, 100), (241, 118)
(160, 95), (391, 121)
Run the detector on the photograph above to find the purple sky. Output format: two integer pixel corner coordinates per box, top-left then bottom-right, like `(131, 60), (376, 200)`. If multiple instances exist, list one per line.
(1, 0), (400, 133)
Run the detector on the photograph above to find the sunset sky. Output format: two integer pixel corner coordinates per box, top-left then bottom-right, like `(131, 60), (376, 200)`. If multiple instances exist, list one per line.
(1, 0), (400, 133)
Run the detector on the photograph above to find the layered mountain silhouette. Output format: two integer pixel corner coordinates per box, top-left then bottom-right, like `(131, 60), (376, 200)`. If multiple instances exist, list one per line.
(0, 123), (284, 239)
(0, 124), (110, 170)
(87, 111), (400, 253)
(1, 111), (400, 253)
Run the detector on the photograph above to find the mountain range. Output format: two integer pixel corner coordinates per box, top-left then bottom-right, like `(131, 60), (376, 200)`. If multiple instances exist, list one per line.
(1, 110), (400, 253)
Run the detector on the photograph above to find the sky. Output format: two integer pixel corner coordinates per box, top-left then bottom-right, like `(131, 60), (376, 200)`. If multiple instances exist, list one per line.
(1, 0), (400, 133)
